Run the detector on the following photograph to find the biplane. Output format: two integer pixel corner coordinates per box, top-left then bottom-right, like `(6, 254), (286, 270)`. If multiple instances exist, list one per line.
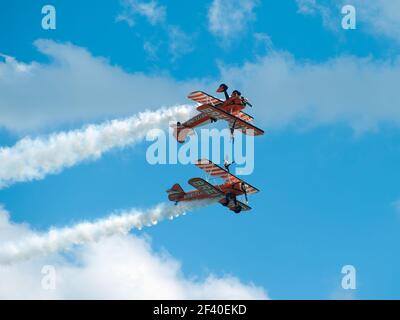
(173, 84), (265, 143)
(167, 159), (259, 214)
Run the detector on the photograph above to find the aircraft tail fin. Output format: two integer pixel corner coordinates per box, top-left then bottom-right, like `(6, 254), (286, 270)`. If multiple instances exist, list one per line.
(171, 123), (193, 143)
(167, 183), (185, 201)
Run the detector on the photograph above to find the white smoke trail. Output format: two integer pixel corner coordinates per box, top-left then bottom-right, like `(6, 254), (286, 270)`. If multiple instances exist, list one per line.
(0, 199), (217, 265)
(0, 105), (191, 188)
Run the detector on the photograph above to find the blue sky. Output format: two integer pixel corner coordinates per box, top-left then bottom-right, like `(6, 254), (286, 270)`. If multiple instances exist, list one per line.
(1, 0), (400, 299)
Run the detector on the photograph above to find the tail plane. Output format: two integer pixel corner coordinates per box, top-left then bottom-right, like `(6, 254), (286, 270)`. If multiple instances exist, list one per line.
(167, 183), (185, 202)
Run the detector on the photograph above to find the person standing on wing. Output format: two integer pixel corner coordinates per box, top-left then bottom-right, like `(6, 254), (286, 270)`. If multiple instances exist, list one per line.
(217, 84), (243, 103)
(224, 159), (235, 173)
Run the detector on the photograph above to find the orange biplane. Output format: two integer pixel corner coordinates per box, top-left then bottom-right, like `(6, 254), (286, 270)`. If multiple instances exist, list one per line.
(167, 159), (259, 214)
(173, 84), (265, 143)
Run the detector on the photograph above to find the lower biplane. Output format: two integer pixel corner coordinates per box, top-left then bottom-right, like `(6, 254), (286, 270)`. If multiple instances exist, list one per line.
(173, 84), (264, 143)
(167, 159), (259, 214)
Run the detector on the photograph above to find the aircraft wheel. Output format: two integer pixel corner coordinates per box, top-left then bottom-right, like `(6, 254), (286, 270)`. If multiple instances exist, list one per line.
(221, 200), (228, 207)
(234, 206), (242, 214)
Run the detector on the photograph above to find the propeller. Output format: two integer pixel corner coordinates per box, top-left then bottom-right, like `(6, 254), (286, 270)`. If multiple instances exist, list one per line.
(242, 97), (253, 107)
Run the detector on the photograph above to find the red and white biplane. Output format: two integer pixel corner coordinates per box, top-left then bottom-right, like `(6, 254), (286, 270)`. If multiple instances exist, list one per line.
(167, 159), (259, 214)
(173, 84), (265, 143)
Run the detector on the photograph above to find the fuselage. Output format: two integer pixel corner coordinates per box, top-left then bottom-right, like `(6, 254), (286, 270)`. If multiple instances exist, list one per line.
(182, 97), (245, 129)
(174, 182), (245, 203)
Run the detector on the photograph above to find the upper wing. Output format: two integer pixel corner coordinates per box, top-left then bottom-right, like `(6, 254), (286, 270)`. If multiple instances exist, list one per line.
(197, 104), (264, 136)
(188, 91), (223, 106)
(195, 159), (259, 195)
(188, 177), (224, 199)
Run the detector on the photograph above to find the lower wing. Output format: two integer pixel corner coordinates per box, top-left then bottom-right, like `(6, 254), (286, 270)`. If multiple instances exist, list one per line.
(197, 105), (264, 136)
(227, 200), (252, 212)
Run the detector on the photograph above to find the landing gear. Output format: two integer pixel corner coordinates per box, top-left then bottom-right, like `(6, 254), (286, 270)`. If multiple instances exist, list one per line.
(220, 192), (237, 208)
(177, 121), (182, 127)
(233, 206), (242, 214)
(226, 192), (237, 206)
(221, 199), (229, 207)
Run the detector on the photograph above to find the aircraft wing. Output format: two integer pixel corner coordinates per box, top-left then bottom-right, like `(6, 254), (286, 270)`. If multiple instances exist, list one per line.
(236, 111), (254, 122)
(188, 177), (225, 199)
(227, 200), (252, 212)
(189, 177), (252, 213)
(195, 159), (259, 195)
(188, 91), (223, 106)
(197, 104), (264, 136)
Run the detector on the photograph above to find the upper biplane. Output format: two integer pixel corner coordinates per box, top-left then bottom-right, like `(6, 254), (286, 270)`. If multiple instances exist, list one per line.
(167, 159), (259, 214)
(173, 84), (265, 143)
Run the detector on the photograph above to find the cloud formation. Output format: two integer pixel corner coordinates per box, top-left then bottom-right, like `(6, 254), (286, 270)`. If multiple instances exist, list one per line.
(0, 206), (267, 299)
(296, 0), (400, 41)
(295, 0), (338, 31)
(116, 0), (166, 26)
(116, 1), (194, 61)
(208, 0), (259, 44)
(219, 52), (400, 133)
(351, 0), (400, 41)
(0, 40), (197, 132)
(1, 39), (399, 135)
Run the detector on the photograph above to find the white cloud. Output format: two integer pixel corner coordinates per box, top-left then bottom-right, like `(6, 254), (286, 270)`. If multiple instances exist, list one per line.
(296, 0), (318, 15)
(219, 52), (400, 133)
(208, 0), (259, 44)
(0, 39), (198, 132)
(0, 206), (267, 299)
(296, 0), (400, 41)
(253, 32), (274, 53)
(143, 40), (161, 60)
(0, 105), (191, 188)
(2, 39), (400, 135)
(168, 26), (194, 60)
(351, 0), (400, 41)
(117, 0), (166, 26)
(295, 0), (338, 31)
(0, 54), (34, 73)
(117, 0), (194, 61)
(116, 13), (135, 27)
